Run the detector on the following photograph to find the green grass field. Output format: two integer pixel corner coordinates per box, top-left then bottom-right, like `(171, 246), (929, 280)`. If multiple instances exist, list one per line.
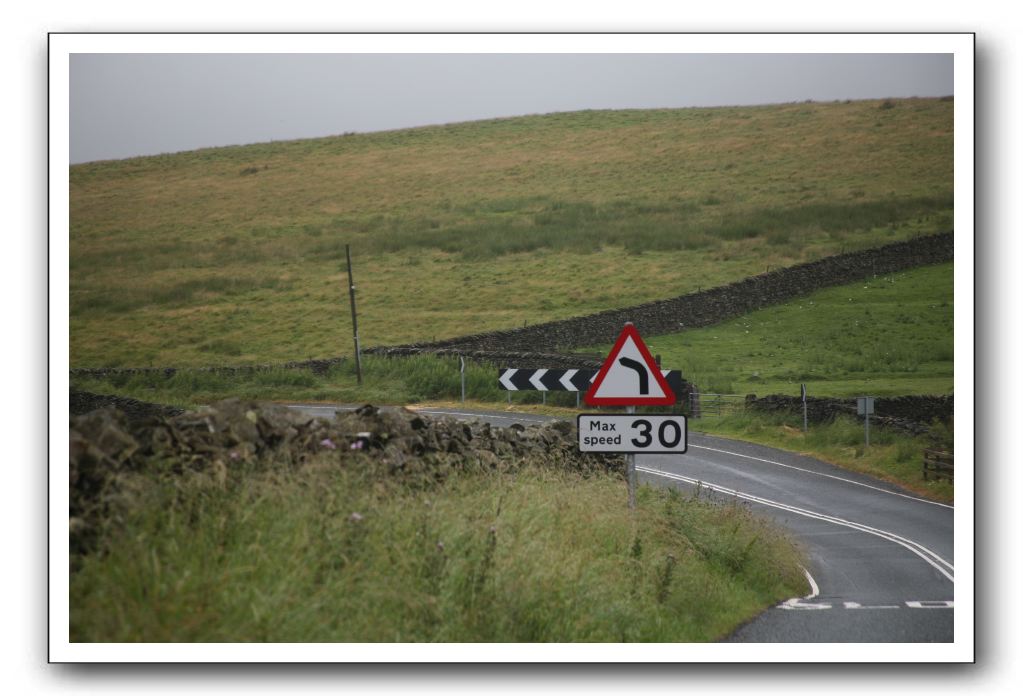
(70, 98), (953, 368)
(603, 262), (954, 398)
(73, 261), (953, 406)
(70, 457), (805, 642)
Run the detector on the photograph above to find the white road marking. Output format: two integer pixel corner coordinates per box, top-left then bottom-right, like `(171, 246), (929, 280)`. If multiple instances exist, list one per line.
(637, 465), (954, 583)
(779, 597), (832, 610)
(779, 567), (831, 610)
(416, 409), (546, 424)
(802, 566), (820, 599)
(688, 443), (953, 510)
(844, 602), (900, 609)
(780, 600), (954, 611)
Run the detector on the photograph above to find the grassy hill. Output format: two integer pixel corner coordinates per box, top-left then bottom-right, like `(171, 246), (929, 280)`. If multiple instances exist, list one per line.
(611, 262), (954, 398)
(70, 97), (953, 368)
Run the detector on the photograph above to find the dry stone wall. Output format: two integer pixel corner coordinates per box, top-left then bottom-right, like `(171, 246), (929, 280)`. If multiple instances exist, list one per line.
(70, 357), (347, 380)
(373, 232), (953, 355)
(743, 394), (954, 433)
(69, 398), (624, 558)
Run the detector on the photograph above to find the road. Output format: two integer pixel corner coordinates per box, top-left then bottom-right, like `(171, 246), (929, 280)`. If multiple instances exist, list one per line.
(286, 403), (954, 643)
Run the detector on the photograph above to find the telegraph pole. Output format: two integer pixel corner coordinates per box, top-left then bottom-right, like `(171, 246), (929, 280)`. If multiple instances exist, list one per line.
(345, 244), (362, 385)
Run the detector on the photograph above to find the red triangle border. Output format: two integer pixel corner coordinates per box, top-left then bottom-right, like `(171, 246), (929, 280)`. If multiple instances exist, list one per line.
(584, 323), (676, 406)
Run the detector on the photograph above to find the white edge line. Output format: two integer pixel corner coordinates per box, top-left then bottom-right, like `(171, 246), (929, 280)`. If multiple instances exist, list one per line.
(637, 465), (954, 583)
(802, 566), (820, 599)
(416, 409), (548, 423)
(690, 443), (954, 510)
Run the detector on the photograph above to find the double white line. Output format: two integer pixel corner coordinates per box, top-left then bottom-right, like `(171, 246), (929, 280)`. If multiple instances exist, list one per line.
(636, 465), (954, 583)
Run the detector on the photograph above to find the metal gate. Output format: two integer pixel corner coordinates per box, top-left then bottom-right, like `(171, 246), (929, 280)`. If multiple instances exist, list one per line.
(689, 391), (746, 418)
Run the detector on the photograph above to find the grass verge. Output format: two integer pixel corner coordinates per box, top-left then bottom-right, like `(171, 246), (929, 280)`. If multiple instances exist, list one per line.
(691, 411), (954, 504)
(70, 354), (587, 409)
(70, 458), (805, 642)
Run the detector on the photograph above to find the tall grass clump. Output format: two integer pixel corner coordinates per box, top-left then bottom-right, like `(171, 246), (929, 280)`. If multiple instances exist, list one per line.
(70, 458), (805, 642)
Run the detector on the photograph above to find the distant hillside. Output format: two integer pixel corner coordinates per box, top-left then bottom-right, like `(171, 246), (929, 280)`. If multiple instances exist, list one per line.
(70, 98), (953, 367)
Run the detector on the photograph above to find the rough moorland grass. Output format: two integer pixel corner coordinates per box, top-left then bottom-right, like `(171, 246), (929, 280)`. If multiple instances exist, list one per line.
(595, 262), (954, 398)
(70, 98), (953, 367)
(70, 461), (805, 642)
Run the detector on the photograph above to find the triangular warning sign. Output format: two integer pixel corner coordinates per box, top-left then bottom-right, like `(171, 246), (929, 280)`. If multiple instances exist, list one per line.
(584, 323), (675, 406)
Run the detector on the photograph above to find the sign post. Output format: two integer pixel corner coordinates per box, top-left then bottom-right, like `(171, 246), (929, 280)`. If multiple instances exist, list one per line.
(857, 396), (875, 447)
(626, 406), (637, 509)
(801, 383), (808, 433)
(581, 323), (682, 509)
(460, 356), (466, 403)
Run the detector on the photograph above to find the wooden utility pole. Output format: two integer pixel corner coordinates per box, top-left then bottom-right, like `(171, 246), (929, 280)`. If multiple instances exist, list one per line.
(345, 244), (362, 385)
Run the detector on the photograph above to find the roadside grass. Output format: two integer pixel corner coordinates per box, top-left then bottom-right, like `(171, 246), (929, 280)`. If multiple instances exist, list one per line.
(690, 411), (954, 504)
(71, 98), (953, 367)
(70, 459), (806, 642)
(70, 355), (558, 408)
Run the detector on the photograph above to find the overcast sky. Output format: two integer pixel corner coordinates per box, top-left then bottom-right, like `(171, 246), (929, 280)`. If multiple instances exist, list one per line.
(69, 53), (952, 164)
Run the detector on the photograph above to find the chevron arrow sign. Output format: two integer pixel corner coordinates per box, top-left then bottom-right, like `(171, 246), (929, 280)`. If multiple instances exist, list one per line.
(498, 368), (595, 392)
(498, 368), (686, 397)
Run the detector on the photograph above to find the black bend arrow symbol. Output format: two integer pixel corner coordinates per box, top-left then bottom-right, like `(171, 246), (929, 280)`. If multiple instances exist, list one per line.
(617, 357), (649, 395)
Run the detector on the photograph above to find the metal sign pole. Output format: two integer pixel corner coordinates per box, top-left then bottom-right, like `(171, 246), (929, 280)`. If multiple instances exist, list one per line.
(626, 405), (636, 510)
(865, 411), (870, 448)
(801, 383), (808, 433)
(460, 356), (466, 403)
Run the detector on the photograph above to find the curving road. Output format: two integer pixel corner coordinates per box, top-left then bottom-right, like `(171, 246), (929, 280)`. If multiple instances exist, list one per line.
(286, 403), (954, 643)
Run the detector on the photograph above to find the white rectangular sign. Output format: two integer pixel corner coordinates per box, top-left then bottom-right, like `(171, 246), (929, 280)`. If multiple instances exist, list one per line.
(577, 414), (688, 454)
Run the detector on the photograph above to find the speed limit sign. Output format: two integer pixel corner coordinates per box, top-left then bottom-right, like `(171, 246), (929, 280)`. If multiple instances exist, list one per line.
(577, 414), (688, 454)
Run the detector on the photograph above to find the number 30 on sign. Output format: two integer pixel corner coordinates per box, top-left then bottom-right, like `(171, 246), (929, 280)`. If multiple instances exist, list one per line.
(577, 414), (688, 454)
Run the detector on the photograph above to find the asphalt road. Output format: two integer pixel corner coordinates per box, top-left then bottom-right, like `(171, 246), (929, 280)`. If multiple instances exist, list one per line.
(285, 403), (955, 643)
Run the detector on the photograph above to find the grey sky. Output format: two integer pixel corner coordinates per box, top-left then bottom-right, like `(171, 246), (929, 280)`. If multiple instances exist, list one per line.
(69, 53), (952, 164)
